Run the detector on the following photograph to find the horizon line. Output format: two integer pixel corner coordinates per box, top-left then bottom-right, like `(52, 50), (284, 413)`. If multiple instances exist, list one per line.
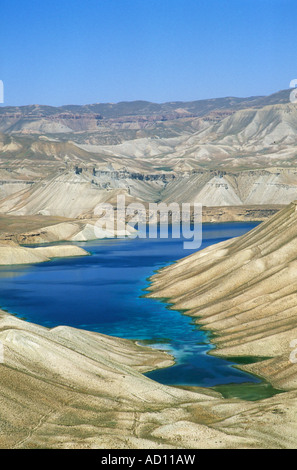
(0, 88), (290, 109)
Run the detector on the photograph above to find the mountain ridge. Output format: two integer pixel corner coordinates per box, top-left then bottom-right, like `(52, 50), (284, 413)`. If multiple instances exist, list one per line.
(1, 88), (297, 216)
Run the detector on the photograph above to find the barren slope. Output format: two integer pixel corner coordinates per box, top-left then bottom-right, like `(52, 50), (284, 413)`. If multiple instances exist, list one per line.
(1, 311), (297, 448)
(148, 201), (297, 391)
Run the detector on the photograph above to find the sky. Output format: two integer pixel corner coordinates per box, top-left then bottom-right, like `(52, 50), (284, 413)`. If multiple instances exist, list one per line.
(0, 0), (296, 106)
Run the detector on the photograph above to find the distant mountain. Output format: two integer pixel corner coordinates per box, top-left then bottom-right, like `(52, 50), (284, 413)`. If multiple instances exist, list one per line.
(0, 89), (291, 121)
(1, 88), (297, 214)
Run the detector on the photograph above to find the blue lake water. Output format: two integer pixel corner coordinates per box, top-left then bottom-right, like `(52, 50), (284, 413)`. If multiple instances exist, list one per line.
(0, 222), (266, 391)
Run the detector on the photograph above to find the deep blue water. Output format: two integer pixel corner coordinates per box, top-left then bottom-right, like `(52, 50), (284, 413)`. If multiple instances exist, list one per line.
(0, 222), (262, 388)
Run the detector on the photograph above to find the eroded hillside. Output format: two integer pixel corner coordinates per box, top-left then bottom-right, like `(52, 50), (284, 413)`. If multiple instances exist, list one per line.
(1, 89), (297, 218)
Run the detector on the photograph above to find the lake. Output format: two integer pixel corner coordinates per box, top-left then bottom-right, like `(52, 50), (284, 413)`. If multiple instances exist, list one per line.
(0, 222), (282, 400)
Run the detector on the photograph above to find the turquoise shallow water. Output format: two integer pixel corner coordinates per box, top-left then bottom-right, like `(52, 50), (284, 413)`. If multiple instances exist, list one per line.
(0, 222), (272, 392)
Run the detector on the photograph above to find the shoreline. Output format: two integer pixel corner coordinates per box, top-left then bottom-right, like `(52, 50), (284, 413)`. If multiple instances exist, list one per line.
(143, 286), (283, 401)
(0, 220), (280, 399)
(1, 214), (297, 447)
(147, 202), (297, 393)
(0, 205), (283, 247)
(5, 304), (291, 449)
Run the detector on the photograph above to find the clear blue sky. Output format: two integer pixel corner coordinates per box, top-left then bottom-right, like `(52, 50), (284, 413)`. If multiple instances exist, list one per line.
(0, 0), (296, 106)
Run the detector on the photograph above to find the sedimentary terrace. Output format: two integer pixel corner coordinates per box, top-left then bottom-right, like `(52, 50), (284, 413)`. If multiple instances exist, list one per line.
(0, 166), (295, 219)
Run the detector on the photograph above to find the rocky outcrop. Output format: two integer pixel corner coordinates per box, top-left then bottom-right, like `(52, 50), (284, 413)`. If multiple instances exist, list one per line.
(0, 240), (88, 265)
(0, 166), (296, 218)
(0, 214), (137, 248)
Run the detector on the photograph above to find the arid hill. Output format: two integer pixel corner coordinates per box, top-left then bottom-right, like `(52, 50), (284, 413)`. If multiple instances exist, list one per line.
(1, 89), (297, 219)
(148, 201), (297, 391)
(2, 204), (297, 447)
